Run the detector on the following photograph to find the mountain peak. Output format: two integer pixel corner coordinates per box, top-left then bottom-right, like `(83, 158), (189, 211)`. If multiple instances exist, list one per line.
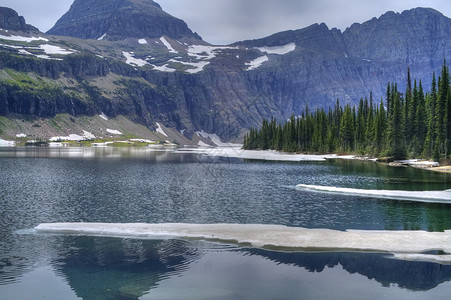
(0, 7), (39, 32)
(47, 0), (201, 41)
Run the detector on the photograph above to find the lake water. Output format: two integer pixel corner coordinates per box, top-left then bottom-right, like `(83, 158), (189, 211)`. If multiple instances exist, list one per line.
(1, 146), (451, 300)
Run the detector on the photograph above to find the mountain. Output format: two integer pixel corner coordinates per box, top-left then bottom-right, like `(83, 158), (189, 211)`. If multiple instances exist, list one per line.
(47, 0), (201, 41)
(1, 3), (451, 145)
(0, 7), (39, 32)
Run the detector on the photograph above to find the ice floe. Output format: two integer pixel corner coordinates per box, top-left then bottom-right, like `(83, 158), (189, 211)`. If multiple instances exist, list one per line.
(34, 222), (451, 264)
(245, 55), (269, 71)
(296, 184), (451, 203)
(256, 43), (296, 55)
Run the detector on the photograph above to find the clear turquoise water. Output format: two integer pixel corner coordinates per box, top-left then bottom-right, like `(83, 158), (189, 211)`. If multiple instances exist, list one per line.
(1, 147), (451, 300)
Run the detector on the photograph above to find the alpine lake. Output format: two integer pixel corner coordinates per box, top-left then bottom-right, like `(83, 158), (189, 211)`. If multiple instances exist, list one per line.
(1, 146), (451, 300)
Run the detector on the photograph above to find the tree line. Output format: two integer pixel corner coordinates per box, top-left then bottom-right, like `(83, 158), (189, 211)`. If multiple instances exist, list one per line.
(243, 62), (451, 161)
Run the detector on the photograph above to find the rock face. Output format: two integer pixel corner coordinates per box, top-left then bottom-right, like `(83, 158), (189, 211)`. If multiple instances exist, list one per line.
(47, 0), (201, 41)
(1, 5), (451, 142)
(0, 7), (39, 32)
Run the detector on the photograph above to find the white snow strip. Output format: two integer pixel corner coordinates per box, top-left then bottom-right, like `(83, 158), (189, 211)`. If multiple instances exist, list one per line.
(50, 134), (85, 142)
(156, 122), (168, 137)
(18, 49), (33, 55)
(34, 223), (451, 263)
(130, 139), (154, 144)
(256, 43), (296, 55)
(0, 138), (15, 146)
(296, 184), (451, 203)
(0, 34), (48, 43)
(196, 130), (241, 147)
(395, 159), (439, 167)
(245, 55), (269, 71)
(160, 37), (177, 53)
(82, 130), (96, 140)
(138, 38), (148, 45)
(122, 51), (148, 67)
(178, 147), (344, 161)
(187, 45), (236, 60)
(106, 129), (123, 135)
(16, 133), (27, 138)
(39, 44), (75, 55)
(97, 33), (106, 41)
(99, 112), (108, 121)
(169, 59), (209, 74)
(197, 140), (210, 147)
(150, 64), (176, 73)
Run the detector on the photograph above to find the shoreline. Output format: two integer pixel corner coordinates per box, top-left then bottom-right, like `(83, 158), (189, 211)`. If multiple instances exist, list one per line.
(0, 143), (450, 174)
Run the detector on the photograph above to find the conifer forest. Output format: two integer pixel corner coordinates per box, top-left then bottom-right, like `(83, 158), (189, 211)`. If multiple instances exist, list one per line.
(244, 62), (451, 160)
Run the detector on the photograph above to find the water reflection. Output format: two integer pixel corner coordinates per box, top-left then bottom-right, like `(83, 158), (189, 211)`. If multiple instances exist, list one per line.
(51, 237), (200, 300)
(44, 237), (451, 296)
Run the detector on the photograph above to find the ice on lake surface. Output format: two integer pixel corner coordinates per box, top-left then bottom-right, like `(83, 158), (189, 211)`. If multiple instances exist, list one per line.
(297, 184), (451, 203)
(1, 147), (451, 299)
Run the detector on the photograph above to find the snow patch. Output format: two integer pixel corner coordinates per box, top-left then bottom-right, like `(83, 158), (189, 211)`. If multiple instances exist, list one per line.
(0, 34), (48, 43)
(160, 37), (177, 53)
(39, 44), (75, 55)
(138, 38), (148, 45)
(296, 184), (451, 203)
(99, 112), (108, 121)
(150, 64), (176, 73)
(187, 45), (236, 60)
(97, 33), (106, 41)
(183, 147), (344, 161)
(123, 51), (148, 67)
(256, 43), (296, 55)
(130, 139), (154, 144)
(16, 133), (27, 138)
(196, 130), (240, 147)
(197, 140), (210, 147)
(18, 49), (33, 55)
(35, 223), (451, 263)
(169, 59), (209, 74)
(0, 138), (15, 146)
(156, 123), (168, 137)
(49, 132), (94, 142)
(395, 159), (439, 167)
(245, 55), (269, 71)
(106, 129), (123, 135)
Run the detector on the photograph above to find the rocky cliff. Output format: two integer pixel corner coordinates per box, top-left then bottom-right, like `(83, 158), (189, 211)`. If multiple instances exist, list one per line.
(1, 4), (451, 143)
(0, 7), (38, 32)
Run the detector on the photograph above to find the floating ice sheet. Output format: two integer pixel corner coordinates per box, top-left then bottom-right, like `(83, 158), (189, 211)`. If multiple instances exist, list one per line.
(296, 184), (451, 203)
(35, 223), (451, 264)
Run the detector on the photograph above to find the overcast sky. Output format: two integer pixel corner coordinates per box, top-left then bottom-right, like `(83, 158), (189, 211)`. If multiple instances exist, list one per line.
(2, 0), (451, 45)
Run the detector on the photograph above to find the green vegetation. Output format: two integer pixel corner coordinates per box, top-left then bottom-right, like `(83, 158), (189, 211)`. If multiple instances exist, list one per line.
(244, 62), (451, 160)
